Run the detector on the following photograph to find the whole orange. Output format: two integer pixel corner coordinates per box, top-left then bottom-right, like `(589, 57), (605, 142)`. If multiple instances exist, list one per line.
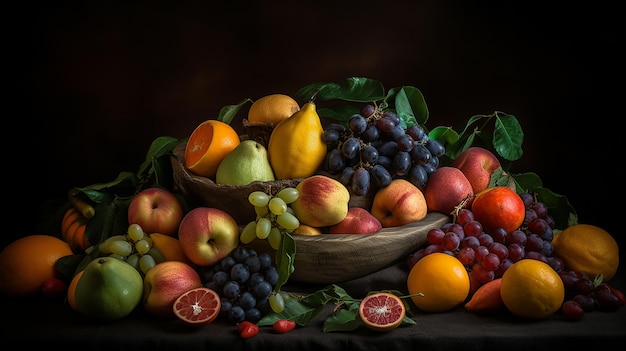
(247, 93), (300, 127)
(0, 235), (73, 298)
(552, 224), (619, 281)
(471, 186), (525, 234)
(184, 119), (240, 178)
(407, 253), (470, 312)
(500, 259), (564, 319)
(66, 270), (84, 311)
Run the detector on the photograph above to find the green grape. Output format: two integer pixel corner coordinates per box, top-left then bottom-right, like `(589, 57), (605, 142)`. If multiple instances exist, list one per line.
(269, 292), (285, 313)
(127, 223), (145, 242)
(268, 197), (287, 215)
(107, 239), (133, 257)
(248, 191), (270, 207)
(240, 221), (258, 244)
(277, 187), (299, 204)
(267, 227), (282, 250)
(108, 253), (126, 261)
(139, 254), (156, 274)
(126, 253), (140, 269)
(135, 239), (151, 255)
(276, 212), (299, 231)
(286, 206), (295, 215)
(148, 248), (166, 264)
(98, 242), (111, 254)
(255, 205), (268, 218)
(256, 217), (272, 239)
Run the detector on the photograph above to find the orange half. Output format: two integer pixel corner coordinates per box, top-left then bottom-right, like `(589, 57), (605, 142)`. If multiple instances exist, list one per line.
(184, 120), (240, 178)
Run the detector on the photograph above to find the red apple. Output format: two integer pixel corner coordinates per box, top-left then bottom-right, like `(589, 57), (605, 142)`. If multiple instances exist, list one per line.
(291, 175), (350, 227)
(451, 147), (501, 194)
(370, 179), (428, 227)
(128, 187), (184, 236)
(423, 166), (474, 215)
(328, 207), (382, 234)
(142, 261), (202, 318)
(177, 207), (239, 266)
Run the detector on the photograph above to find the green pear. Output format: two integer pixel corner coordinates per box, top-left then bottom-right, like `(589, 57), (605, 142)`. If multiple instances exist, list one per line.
(215, 139), (275, 185)
(74, 257), (143, 321)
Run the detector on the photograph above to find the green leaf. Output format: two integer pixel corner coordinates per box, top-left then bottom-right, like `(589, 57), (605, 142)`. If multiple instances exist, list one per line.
(79, 171), (139, 200)
(257, 294), (326, 327)
(218, 98), (253, 124)
(136, 136), (180, 179)
(389, 86), (428, 127)
(275, 232), (296, 293)
(492, 112), (524, 161)
(317, 105), (361, 124)
(323, 309), (362, 332)
(296, 77), (386, 103)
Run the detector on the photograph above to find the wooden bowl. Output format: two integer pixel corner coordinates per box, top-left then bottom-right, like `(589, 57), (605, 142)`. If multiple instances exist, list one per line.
(171, 142), (450, 284)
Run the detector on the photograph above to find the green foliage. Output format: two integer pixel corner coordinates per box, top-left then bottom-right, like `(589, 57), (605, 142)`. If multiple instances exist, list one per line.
(257, 285), (416, 332)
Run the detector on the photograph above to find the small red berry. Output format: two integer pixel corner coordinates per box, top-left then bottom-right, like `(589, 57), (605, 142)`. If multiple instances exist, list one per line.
(238, 321), (259, 339)
(273, 319), (296, 334)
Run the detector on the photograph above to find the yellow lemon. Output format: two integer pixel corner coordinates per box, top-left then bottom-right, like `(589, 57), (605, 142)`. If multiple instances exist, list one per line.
(500, 259), (564, 319)
(552, 224), (619, 281)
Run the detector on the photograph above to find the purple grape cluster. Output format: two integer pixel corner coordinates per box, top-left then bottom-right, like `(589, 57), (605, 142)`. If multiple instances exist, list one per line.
(322, 104), (444, 196)
(198, 246), (279, 324)
(559, 271), (625, 321)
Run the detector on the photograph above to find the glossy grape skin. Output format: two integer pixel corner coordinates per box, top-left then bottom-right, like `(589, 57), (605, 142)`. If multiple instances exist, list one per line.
(369, 164), (392, 188)
(561, 300), (585, 321)
(360, 145), (379, 164)
(405, 124), (426, 141)
(339, 167), (355, 186)
(425, 139), (445, 157)
(392, 151), (411, 176)
(408, 164), (428, 189)
(325, 148), (345, 173)
(341, 137), (361, 160)
(410, 143), (431, 165)
(351, 167), (371, 196)
(349, 114), (368, 134)
(360, 104), (376, 118)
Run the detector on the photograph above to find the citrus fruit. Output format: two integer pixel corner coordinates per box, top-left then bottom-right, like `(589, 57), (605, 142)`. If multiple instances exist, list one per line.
(184, 119), (241, 178)
(173, 287), (221, 327)
(247, 93), (300, 127)
(552, 224), (619, 281)
(471, 186), (525, 234)
(407, 252), (470, 312)
(66, 270), (84, 311)
(359, 292), (406, 332)
(0, 235), (73, 298)
(500, 259), (564, 319)
(149, 233), (193, 265)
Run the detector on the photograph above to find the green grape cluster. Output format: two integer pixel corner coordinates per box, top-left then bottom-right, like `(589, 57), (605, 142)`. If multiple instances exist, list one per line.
(241, 187), (300, 250)
(97, 223), (166, 275)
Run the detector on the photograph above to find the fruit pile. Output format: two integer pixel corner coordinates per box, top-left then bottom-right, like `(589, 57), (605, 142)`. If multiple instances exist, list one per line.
(0, 78), (623, 335)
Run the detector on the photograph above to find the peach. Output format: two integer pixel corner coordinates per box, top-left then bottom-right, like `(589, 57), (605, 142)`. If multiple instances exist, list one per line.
(423, 166), (474, 215)
(178, 207), (239, 266)
(371, 179), (427, 227)
(451, 147), (501, 194)
(142, 261), (202, 318)
(290, 175), (350, 227)
(328, 207), (382, 234)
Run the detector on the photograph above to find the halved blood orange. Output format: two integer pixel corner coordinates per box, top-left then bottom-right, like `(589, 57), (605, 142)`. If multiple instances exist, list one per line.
(358, 292), (406, 332)
(173, 287), (221, 327)
(184, 119), (240, 178)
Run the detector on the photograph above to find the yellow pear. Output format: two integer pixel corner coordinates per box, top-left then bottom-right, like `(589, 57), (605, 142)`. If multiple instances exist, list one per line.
(267, 101), (327, 179)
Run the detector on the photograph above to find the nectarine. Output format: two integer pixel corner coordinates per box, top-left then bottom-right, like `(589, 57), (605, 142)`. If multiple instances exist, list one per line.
(371, 179), (427, 227)
(452, 147), (501, 194)
(423, 166), (473, 215)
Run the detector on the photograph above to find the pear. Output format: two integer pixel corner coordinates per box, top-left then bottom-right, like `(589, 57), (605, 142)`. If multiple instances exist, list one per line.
(74, 257), (143, 321)
(215, 139), (275, 185)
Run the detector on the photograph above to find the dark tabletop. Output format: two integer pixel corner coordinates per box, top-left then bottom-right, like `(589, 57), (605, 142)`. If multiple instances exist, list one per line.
(4, 260), (625, 350)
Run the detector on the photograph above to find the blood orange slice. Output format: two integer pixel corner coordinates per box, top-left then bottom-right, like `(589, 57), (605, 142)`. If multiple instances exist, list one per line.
(173, 287), (221, 327)
(358, 292), (406, 332)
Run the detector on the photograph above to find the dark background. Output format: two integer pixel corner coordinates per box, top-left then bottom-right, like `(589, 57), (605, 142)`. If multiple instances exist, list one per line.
(7, 1), (624, 255)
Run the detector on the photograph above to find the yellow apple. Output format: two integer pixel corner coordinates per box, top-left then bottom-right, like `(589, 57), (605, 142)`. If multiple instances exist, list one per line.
(290, 175), (350, 227)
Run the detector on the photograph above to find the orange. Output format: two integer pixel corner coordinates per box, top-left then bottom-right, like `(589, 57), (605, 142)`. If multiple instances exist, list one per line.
(66, 270), (84, 311)
(247, 94), (300, 127)
(552, 224), (619, 281)
(173, 287), (221, 327)
(500, 259), (564, 319)
(0, 235), (73, 298)
(149, 233), (194, 265)
(471, 186), (525, 234)
(407, 252), (470, 312)
(184, 119), (241, 178)
(359, 292), (406, 332)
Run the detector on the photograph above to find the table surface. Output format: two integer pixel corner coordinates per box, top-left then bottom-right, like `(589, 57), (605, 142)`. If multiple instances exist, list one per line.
(3, 260), (625, 350)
